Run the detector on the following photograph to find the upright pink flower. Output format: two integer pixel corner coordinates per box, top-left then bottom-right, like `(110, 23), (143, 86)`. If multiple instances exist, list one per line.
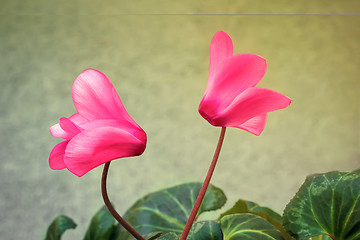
(49, 69), (147, 177)
(199, 31), (292, 136)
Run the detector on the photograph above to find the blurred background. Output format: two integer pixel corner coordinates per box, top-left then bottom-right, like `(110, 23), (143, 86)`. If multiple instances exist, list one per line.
(0, 1), (359, 239)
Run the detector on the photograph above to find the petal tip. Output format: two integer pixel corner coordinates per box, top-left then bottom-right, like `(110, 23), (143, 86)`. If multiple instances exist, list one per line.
(49, 124), (56, 136)
(284, 96), (293, 108)
(49, 141), (68, 170)
(214, 30), (230, 38)
(288, 97), (293, 104)
(70, 169), (86, 177)
(211, 31), (233, 48)
(80, 68), (102, 75)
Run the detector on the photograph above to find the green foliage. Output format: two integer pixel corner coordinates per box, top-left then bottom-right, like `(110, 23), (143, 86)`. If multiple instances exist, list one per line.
(118, 182), (227, 239)
(155, 232), (180, 240)
(128, 221), (223, 240)
(187, 221), (223, 240)
(283, 169), (360, 240)
(220, 199), (294, 240)
(44, 215), (77, 240)
(220, 213), (284, 240)
(45, 169), (360, 240)
(311, 235), (333, 240)
(144, 232), (163, 240)
(127, 232), (164, 240)
(83, 206), (119, 240)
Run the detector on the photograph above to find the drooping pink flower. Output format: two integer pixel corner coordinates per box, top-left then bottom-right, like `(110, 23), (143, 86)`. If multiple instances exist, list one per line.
(49, 69), (147, 177)
(199, 31), (292, 136)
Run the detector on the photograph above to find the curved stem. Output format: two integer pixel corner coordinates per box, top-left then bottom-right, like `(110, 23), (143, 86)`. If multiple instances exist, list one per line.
(101, 161), (146, 240)
(180, 127), (226, 240)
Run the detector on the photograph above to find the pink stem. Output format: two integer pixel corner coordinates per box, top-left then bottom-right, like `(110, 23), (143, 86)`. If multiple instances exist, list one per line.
(180, 127), (226, 240)
(101, 161), (146, 240)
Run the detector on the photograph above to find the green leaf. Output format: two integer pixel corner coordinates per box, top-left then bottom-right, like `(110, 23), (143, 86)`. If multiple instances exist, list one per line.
(220, 199), (294, 239)
(84, 205), (119, 240)
(130, 221), (223, 240)
(156, 232), (180, 240)
(220, 213), (284, 240)
(146, 232), (163, 240)
(128, 221), (223, 240)
(283, 169), (360, 240)
(44, 215), (77, 240)
(187, 220), (223, 240)
(119, 182), (226, 239)
(311, 235), (333, 240)
(127, 232), (163, 240)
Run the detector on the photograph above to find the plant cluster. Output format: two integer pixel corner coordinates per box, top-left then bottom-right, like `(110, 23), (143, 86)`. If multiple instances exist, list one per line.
(46, 31), (359, 240)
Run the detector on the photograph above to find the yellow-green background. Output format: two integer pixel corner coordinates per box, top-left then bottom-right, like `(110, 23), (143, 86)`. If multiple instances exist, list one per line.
(0, 1), (359, 239)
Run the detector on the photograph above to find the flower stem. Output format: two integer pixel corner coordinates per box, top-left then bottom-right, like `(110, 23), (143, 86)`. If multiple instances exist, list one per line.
(101, 161), (146, 240)
(180, 127), (226, 240)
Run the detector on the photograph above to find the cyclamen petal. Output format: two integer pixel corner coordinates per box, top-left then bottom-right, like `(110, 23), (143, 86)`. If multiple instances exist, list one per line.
(199, 31), (291, 135)
(67, 113), (89, 128)
(205, 54), (267, 109)
(235, 114), (267, 136)
(59, 117), (82, 137)
(49, 140), (69, 170)
(49, 69), (147, 177)
(64, 126), (146, 177)
(50, 113), (88, 140)
(72, 69), (138, 129)
(75, 119), (147, 145)
(218, 87), (292, 127)
(50, 123), (72, 140)
(209, 31), (234, 83)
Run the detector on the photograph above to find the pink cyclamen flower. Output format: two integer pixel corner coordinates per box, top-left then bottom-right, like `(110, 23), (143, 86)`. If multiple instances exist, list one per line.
(49, 69), (147, 177)
(199, 31), (292, 136)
